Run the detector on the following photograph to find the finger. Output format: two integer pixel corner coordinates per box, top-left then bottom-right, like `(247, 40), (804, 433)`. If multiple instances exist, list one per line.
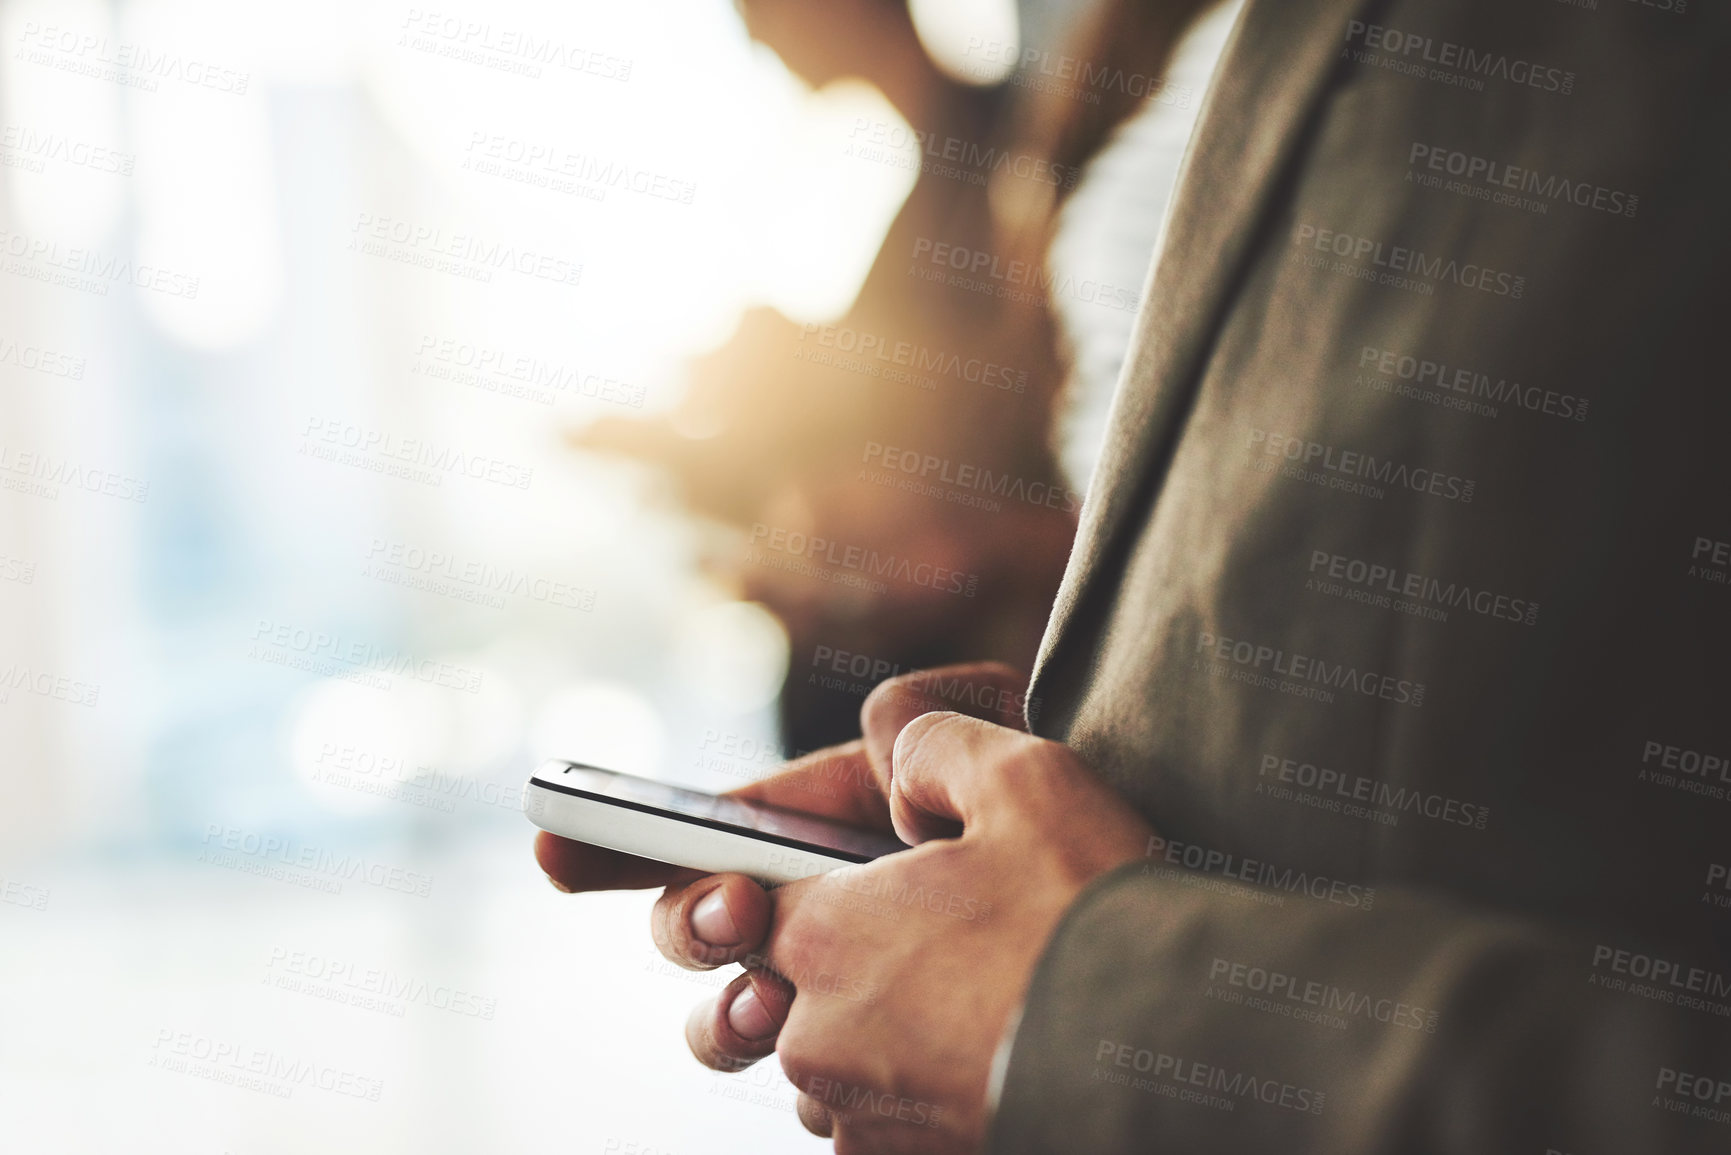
(727, 740), (892, 830)
(861, 662), (1028, 782)
(795, 1093), (834, 1138)
(889, 711), (1042, 844)
(534, 830), (701, 893)
(684, 968), (794, 1072)
(652, 872), (772, 969)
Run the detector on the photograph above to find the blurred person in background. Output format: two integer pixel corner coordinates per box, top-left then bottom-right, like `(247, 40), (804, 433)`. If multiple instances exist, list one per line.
(571, 0), (1250, 942)
(581, 0), (1100, 758)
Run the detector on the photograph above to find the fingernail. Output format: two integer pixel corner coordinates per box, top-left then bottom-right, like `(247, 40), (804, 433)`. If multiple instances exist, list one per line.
(728, 984), (777, 1040)
(691, 889), (741, 946)
(547, 874), (573, 894)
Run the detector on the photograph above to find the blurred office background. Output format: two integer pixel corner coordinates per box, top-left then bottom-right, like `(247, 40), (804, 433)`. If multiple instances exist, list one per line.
(0, 0), (1072, 1151)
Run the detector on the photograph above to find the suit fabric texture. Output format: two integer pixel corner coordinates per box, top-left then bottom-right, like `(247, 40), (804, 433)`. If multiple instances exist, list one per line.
(989, 0), (1731, 1151)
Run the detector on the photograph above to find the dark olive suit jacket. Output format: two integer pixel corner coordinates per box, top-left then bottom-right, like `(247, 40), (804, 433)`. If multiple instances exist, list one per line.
(989, 0), (1731, 1151)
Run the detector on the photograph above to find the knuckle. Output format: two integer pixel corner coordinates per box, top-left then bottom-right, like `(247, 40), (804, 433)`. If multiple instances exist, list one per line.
(767, 894), (837, 981)
(893, 709), (962, 767)
(775, 1019), (822, 1092)
(831, 1131), (870, 1155)
(996, 741), (1078, 822)
(1003, 731), (1070, 779)
(797, 1093), (834, 1138)
(863, 668), (933, 715)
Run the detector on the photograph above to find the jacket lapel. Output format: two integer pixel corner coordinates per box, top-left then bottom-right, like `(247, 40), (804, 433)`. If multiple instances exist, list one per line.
(1030, 0), (1381, 707)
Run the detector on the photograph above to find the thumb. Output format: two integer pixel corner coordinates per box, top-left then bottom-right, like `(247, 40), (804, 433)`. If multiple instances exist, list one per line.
(888, 712), (1035, 845)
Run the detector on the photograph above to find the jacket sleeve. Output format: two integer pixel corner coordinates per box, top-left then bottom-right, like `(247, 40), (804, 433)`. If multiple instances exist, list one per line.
(985, 863), (1731, 1154)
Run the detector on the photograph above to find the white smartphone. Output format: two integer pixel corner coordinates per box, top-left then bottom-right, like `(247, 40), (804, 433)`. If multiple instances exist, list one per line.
(523, 760), (908, 885)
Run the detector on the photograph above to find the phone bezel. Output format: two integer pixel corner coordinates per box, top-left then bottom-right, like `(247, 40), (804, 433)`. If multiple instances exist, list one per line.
(529, 762), (901, 863)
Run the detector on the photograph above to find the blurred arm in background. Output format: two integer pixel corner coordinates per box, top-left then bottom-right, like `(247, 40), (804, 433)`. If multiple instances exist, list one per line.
(576, 0), (1217, 757)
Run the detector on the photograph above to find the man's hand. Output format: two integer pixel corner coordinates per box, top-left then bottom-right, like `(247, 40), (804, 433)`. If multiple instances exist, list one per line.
(533, 661), (1027, 900)
(739, 712), (1150, 1151)
(534, 663), (1150, 1152)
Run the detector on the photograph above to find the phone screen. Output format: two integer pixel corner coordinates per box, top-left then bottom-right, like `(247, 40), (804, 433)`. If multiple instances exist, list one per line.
(536, 762), (909, 862)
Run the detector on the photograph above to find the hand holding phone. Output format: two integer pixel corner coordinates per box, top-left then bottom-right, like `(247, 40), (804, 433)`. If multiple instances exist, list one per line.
(531, 663), (1028, 895)
(525, 760), (909, 885)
